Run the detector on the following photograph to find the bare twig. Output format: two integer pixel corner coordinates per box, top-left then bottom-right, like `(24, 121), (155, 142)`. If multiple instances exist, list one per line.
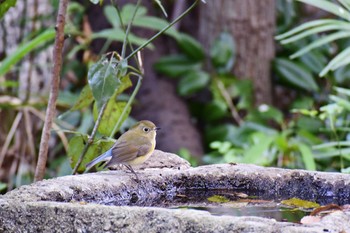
(215, 79), (243, 126)
(34, 0), (69, 182)
(0, 112), (23, 169)
(27, 106), (69, 152)
(72, 101), (108, 174)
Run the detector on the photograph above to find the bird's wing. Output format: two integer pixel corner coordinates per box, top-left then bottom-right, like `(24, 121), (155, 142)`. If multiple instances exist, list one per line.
(104, 138), (152, 168)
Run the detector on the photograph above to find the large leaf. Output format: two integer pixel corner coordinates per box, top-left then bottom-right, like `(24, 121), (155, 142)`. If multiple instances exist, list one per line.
(87, 57), (120, 109)
(68, 135), (115, 173)
(93, 94), (131, 136)
(177, 33), (205, 61)
(242, 132), (275, 165)
(210, 32), (235, 74)
(154, 55), (202, 77)
(274, 58), (319, 92)
(0, 29), (55, 76)
(298, 143), (316, 170)
(70, 85), (94, 111)
(177, 70), (210, 96)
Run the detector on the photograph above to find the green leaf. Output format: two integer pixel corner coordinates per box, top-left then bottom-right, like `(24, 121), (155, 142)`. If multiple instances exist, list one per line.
(210, 32), (235, 74)
(87, 57), (120, 109)
(133, 16), (179, 39)
(279, 23), (350, 44)
(0, 29), (55, 76)
(242, 133), (275, 165)
(300, 50), (327, 74)
(298, 143), (316, 170)
(93, 97), (131, 136)
(70, 85), (94, 111)
(104, 5), (120, 28)
(178, 70), (210, 96)
(329, 95), (350, 111)
(154, 55), (202, 77)
(0, 0), (16, 19)
(298, 0), (350, 21)
(177, 33), (205, 61)
(274, 58), (319, 92)
(276, 19), (343, 40)
(92, 29), (153, 49)
(290, 31), (350, 59)
(68, 135), (115, 173)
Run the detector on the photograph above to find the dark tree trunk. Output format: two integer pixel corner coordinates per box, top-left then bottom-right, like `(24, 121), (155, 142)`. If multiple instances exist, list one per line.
(198, 0), (275, 106)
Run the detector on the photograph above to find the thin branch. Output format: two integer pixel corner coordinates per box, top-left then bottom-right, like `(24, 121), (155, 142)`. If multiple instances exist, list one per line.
(0, 112), (23, 169)
(215, 78), (243, 126)
(34, 0), (69, 182)
(110, 71), (143, 138)
(125, 0), (199, 61)
(71, 101), (108, 175)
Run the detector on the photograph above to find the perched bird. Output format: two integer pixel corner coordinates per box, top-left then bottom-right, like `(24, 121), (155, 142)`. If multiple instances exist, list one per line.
(85, 120), (160, 180)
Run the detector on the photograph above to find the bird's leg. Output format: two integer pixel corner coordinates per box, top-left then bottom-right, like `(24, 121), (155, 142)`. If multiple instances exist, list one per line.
(124, 164), (140, 182)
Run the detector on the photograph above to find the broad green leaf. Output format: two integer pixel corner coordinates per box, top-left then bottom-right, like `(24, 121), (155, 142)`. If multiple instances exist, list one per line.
(104, 5), (120, 28)
(298, 0), (350, 21)
(92, 29), (153, 48)
(290, 31), (350, 59)
(93, 92), (131, 136)
(300, 50), (327, 74)
(70, 85), (94, 111)
(178, 70), (210, 96)
(87, 57), (120, 109)
(242, 132), (275, 165)
(120, 4), (147, 22)
(0, 29), (55, 76)
(133, 16), (179, 39)
(177, 33), (205, 61)
(154, 55), (202, 77)
(0, 0), (16, 19)
(68, 135), (115, 173)
(210, 32), (235, 74)
(274, 58), (319, 92)
(298, 143), (316, 170)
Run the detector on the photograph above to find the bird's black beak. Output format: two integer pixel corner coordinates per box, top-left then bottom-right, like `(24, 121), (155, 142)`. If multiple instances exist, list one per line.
(154, 127), (161, 131)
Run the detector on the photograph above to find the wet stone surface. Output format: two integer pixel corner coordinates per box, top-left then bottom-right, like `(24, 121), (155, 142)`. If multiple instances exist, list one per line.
(1, 150), (350, 232)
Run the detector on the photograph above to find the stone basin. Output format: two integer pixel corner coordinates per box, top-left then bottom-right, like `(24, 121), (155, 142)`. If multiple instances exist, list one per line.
(0, 150), (350, 232)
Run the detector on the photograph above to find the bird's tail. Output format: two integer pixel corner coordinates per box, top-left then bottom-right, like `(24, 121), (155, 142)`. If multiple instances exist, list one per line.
(85, 148), (112, 171)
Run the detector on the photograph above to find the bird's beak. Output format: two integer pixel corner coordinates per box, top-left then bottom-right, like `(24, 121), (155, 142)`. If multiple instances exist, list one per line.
(154, 127), (161, 131)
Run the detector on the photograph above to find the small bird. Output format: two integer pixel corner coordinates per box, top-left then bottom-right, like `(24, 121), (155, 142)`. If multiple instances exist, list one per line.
(85, 120), (160, 180)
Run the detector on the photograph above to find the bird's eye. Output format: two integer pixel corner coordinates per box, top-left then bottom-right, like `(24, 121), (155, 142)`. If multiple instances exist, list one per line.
(143, 127), (150, 132)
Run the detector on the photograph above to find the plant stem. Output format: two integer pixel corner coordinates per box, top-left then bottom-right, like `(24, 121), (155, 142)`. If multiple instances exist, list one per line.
(34, 0), (68, 182)
(124, 0), (199, 61)
(109, 74), (142, 138)
(71, 101), (108, 175)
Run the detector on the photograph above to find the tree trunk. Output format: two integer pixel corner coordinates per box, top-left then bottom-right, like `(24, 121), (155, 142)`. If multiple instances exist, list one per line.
(198, 0), (275, 106)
